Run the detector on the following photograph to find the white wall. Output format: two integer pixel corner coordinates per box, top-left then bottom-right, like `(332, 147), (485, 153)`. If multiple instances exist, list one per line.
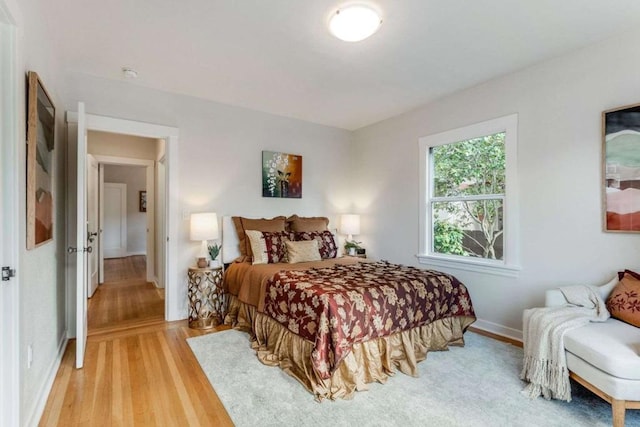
(62, 73), (353, 320)
(352, 28), (640, 339)
(103, 165), (147, 255)
(7, 0), (68, 424)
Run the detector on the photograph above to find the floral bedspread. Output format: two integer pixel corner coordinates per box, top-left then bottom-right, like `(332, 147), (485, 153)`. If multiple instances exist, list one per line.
(261, 261), (475, 379)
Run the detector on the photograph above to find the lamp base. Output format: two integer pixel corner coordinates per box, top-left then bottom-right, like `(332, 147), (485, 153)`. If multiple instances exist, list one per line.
(196, 257), (208, 268)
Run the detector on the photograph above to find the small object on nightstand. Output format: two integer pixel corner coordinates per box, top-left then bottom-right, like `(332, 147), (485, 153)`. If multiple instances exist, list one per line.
(187, 266), (224, 329)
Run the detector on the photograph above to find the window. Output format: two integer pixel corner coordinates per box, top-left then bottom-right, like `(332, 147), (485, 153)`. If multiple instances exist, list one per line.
(418, 114), (520, 277)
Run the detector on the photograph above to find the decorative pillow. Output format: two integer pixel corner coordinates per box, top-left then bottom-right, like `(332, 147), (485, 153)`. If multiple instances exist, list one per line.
(606, 272), (640, 327)
(245, 230), (268, 264)
(286, 215), (329, 232)
(232, 216), (286, 261)
(245, 230), (292, 264)
(285, 240), (321, 263)
(618, 269), (640, 281)
(294, 230), (338, 259)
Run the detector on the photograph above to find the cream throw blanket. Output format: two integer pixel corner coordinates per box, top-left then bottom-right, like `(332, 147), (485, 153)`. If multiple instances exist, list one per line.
(520, 285), (609, 401)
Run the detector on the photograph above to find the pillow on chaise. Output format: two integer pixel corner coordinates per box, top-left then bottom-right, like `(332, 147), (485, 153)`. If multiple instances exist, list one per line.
(606, 271), (640, 327)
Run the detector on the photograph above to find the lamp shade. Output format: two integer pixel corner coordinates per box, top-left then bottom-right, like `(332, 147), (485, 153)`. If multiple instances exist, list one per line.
(190, 212), (219, 241)
(340, 214), (360, 236)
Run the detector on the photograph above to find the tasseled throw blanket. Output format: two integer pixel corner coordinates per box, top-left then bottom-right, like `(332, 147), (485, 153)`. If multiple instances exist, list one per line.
(520, 285), (609, 401)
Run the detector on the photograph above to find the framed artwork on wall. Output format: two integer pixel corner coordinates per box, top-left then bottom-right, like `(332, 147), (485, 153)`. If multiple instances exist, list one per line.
(26, 71), (55, 249)
(139, 191), (147, 212)
(262, 151), (302, 198)
(603, 103), (640, 232)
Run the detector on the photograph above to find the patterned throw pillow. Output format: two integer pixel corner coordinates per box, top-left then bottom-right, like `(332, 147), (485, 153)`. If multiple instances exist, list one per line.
(606, 272), (640, 327)
(294, 230), (338, 259)
(245, 230), (291, 264)
(285, 240), (321, 263)
(262, 231), (292, 263)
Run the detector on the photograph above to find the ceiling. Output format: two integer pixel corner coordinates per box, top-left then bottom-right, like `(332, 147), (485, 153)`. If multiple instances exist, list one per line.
(42, 0), (640, 130)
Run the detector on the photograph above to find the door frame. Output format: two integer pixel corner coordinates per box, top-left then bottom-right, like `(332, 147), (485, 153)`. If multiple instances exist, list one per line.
(0, 2), (19, 425)
(87, 154), (99, 297)
(102, 182), (127, 259)
(66, 113), (179, 321)
(95, 155), (155, 283)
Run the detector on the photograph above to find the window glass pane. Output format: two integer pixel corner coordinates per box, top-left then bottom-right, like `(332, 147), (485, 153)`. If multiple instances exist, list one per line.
(432, 200), (504, 260)
(432, 132), (506, 197)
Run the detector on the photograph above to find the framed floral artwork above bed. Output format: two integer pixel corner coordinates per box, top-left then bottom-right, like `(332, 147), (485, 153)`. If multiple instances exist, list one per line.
(262, 151), (302, 198)
(26, 71), (56, 249)
(603, 103), (640, 232)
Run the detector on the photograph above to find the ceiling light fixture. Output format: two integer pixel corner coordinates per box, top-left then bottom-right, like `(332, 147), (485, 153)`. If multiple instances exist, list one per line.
(122, 67), (138, 79)
(329, 5), (382, 42)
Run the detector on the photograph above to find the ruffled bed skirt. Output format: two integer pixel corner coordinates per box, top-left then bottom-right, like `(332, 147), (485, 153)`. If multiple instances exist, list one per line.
(225, 295), (476, 400)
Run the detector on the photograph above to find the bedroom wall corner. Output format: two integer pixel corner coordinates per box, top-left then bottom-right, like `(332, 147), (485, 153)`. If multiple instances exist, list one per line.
(351, 26), (640, 337)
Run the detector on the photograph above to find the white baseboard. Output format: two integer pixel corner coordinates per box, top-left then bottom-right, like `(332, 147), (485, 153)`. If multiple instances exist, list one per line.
(472, 318), (522, 343)
(26, 331), (68, 427)
(127, 251), (147, 257)
(151, 277), (164, 289)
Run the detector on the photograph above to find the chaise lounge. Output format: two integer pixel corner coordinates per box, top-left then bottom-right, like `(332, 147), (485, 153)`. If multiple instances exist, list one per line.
(545, 277), (640, 427)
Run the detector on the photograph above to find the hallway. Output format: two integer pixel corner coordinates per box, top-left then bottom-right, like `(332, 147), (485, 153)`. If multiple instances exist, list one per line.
(39, 256), (232, 426)
(88, 256), (164, 334)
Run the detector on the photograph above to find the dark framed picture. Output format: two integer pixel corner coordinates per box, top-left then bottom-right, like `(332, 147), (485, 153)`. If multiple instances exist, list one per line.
(26, 71), (55, 249)
(139, 191), (147, 212)
(262, 150), (302, 198)
(603, 103), (640, 232)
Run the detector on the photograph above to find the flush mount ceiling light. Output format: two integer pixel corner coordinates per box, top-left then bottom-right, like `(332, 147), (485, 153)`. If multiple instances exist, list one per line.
(329, 5), (382, 42)
(122, 67), (138, 79)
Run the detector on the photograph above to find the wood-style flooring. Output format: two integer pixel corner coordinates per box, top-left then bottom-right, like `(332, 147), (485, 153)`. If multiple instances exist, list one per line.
(39, 257), (233, 426)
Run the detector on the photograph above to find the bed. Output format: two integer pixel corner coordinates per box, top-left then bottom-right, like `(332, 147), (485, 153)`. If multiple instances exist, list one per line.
(221, 215), (476, 400)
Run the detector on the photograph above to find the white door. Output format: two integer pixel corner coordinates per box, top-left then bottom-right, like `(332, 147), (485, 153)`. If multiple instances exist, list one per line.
(75, 102), (88, 369)
(103, 183), (127, 259)
(87, 154), (99, 297)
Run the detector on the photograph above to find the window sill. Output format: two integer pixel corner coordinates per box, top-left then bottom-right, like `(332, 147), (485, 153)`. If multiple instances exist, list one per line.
(415, 254), (520, 278)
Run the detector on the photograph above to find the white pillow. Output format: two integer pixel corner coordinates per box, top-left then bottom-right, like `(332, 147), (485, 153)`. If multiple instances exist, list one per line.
(286, 240), (321, 263)
(245, 230), (269, 265)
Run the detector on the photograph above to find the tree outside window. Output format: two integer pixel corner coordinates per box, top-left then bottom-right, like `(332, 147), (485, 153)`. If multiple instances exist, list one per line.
(430, 132), (505, 260)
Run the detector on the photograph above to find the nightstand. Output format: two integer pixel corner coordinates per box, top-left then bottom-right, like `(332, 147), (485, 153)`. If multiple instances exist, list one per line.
(187, 266), (224, 329)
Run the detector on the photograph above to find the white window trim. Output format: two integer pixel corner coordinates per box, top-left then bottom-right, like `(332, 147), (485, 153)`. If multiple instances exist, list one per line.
(417, 114), (520, 278)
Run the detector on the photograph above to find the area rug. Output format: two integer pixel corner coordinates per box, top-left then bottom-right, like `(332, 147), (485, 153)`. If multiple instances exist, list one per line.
(187, 330), (638, 427)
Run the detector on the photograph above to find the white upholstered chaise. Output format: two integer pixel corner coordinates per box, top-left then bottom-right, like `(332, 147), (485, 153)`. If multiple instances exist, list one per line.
(545, 278), (640, 427)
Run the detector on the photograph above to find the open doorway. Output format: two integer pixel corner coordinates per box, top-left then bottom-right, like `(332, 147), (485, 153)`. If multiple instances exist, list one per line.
(86, 131), (166, 333)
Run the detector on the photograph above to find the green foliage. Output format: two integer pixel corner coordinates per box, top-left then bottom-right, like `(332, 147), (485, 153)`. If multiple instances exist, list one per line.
(431, 132), (505, 260)
(344, 240), (362, 250)
(433, 220), (466, 256)
(432, 132), (505, 197)
(207, 243), (221, 260)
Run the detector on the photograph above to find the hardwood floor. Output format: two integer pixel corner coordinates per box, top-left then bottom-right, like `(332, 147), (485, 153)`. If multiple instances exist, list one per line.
(39, 257), (234, 426)
(104, 255), (147, 282)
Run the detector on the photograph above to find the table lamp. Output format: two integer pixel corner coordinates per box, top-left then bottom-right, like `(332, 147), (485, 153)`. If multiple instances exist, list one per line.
(340, 214), (360, 255)
(190, 212), (219, 268)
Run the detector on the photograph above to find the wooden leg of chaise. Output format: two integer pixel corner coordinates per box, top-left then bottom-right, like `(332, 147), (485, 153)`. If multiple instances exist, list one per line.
(612, 399), (625, 427)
